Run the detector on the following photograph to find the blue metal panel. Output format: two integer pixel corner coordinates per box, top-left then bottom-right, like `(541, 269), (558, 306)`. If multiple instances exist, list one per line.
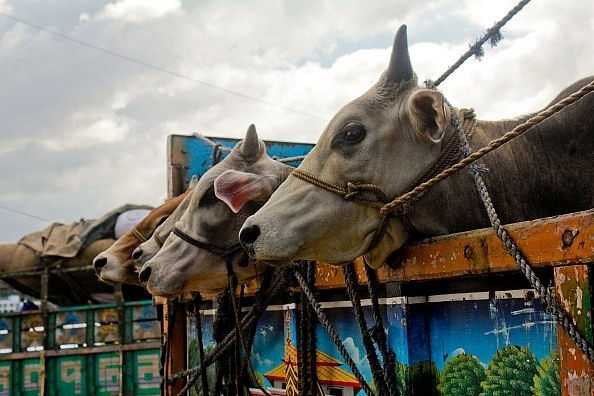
(167, 134), (314, 191)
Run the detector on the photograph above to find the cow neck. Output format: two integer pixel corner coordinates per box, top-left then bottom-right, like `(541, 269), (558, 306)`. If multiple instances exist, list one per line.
(291, 108), (476, 252)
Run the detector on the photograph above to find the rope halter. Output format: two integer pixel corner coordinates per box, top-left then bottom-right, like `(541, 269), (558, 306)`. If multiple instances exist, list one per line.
(291, 107), (476, 253)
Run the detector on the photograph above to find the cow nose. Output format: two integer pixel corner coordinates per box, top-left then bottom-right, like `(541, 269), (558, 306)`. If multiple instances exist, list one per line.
(138, 266), (151, 283)
(239, 224), (261, 247)
(94, 256), (107, 270)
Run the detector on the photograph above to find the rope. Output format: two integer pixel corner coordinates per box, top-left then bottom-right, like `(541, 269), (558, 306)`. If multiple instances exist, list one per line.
(292, 168), (388, 209)
(171, 268), (291, 393)
(381, 79), (594, 215)
(447, 96), (594, 363)
(364, 264), (399, 395)
(187, 294), (209, 395)
(293, 268), (376, 396)
(298, 262), (318, 395)
(343, 263), (389, 394)
(430, 0), (533, 87)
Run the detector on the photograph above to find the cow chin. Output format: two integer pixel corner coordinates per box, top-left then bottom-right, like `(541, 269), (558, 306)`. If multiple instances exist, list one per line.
(362, 219), (410, 269)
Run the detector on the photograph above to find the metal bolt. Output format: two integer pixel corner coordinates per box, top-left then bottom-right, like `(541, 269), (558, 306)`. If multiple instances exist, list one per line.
(562, 229), (577, 247)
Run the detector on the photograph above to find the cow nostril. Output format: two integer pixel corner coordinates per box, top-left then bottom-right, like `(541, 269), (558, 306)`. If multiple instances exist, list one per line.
(138, 266), (151, 283)
(94, 256), (107, 270)
(240, 224), (261, 245)
(132, 248), (143, 261)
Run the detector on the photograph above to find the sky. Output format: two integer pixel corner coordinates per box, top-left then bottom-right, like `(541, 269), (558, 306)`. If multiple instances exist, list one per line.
(0, 0), (592, 243)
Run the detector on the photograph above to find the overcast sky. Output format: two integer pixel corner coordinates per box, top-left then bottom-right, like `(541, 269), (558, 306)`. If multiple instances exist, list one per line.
(0, 0), (592, 243)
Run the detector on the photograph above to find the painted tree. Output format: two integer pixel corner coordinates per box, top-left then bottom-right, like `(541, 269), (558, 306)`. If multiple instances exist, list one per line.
(393, 360), (410, 395)
(439, 353), (485, 396)
(531, 351), (560, 396)
(480, 345), (538, 396)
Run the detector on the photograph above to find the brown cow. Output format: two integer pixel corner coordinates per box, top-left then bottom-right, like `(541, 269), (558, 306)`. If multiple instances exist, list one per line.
(239, 25), (594, 269)
(93, 178), (196, 285)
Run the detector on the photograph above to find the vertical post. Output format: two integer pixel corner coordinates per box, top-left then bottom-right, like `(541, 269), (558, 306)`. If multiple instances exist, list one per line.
(554, 265), (594, 395)
(162, 299), (187, 396)
(40, 266), (49, 396)
(114, 283), (125, 396)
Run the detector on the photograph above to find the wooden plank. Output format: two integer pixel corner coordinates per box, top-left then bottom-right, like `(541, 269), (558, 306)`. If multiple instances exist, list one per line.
(555, 265), (594, 394)
(313, 209), (594, 289)
(162, 301), (187, 396)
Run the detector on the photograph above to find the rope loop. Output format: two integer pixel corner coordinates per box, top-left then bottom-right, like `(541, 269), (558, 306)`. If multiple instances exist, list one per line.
(345, 182), (389, 207)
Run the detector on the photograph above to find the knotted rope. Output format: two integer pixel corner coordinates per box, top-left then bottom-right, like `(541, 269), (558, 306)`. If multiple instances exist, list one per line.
(381, 79), (594, 216)
(343, 263), (391, 395)
(445, 89), (594, 363)
(292, 267), (376, 396)
(171, 267), (292, 395)
(431, 0), (533, 87)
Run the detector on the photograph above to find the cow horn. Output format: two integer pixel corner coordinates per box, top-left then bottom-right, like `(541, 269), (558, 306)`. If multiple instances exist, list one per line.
(240, 124), (260, 158)
(386, 25), (414, 84)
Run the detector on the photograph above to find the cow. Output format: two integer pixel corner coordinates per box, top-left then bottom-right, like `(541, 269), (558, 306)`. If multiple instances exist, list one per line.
(138, 124), (293, 297)
(93, 178), (196, 285)
(130, 189), (193, 275)
(238, 25), (594, 269)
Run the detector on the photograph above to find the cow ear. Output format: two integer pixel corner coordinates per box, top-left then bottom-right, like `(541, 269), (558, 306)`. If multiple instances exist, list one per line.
(408, 89), (449, 143)
(214, 170), (276, 213)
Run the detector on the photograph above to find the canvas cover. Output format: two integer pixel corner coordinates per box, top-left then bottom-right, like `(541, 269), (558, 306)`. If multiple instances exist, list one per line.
(17, 204), (153, 259)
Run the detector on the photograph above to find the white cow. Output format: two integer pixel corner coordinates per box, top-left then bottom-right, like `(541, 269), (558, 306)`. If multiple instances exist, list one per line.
(238, 25), (594, 269)
(138, 125), (292, 296)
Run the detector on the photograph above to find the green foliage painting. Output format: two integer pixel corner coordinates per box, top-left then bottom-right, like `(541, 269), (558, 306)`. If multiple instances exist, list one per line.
(480, 345), (538, 396)
(531, 350), (560, 396)
(439, 353), (486, 396)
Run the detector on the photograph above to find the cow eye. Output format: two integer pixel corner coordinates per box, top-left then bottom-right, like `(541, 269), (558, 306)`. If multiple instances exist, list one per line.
(199, 187), (218, 206)
(332, 123), (366, 148)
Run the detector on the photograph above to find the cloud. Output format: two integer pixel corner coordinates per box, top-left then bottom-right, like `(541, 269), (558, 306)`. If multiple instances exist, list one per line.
(98, 0), (181, 23)
(0, 0), (592, 244)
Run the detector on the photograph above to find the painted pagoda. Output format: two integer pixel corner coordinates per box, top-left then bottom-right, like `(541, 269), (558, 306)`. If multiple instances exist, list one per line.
(250, 308), (362, 396)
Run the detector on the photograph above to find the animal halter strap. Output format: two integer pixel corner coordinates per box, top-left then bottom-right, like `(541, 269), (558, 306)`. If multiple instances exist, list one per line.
(173, 226), (243, 258)
(291, 114), (470, 250)
(131, 227), (148, 243)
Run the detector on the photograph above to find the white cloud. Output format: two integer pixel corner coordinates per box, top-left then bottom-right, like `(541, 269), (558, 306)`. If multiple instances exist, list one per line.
(98, 0), (181, 23)
(0, 0), (592, 244)
(41, 115), (129, 151)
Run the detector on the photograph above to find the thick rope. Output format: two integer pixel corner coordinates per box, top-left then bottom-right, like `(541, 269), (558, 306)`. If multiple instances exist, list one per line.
(298, 261), (319, 395)
(343, 263), (390, 394)
(172, 268), (291, 393)
(293, 268), (376, 396)
(364, 264), (399, 395)
(381, 79), (594, 215)
(430, 0), (533, 87)
(187, 293), (209, 395)
(448, 98), (594, 364)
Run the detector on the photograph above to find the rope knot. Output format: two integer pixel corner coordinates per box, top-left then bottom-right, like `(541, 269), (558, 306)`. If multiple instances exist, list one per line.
(380, 198), (412, 216)
(459, 108), (476, 121)
(345, 182), (389, 207)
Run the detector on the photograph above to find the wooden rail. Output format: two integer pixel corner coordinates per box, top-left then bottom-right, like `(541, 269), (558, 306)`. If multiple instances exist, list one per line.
(311, 208), (594, 289)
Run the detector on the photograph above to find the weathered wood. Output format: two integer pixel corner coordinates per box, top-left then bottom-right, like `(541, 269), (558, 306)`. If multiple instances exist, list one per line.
(555, 265), (594, 395)
(162, 300), (187, 396)
(312, 209), (594, 289)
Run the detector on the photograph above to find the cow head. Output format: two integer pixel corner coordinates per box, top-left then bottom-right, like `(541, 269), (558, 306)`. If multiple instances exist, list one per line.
(130, 180), (197, 274)
(93, 178), (197, 285)
(239, 25), (455, 269)
(138, 124), (292, 296)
